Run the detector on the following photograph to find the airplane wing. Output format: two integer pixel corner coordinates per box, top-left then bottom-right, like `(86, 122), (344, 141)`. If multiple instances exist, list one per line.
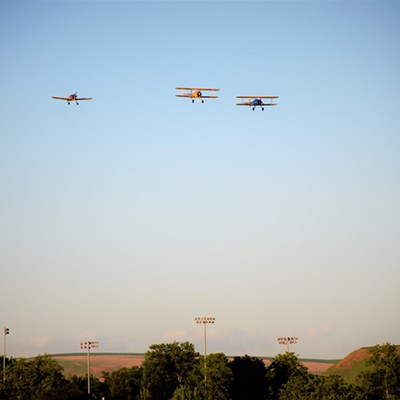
(199, 95), (219, 98)
(196, 88), (220, 92)
(236, 95), (279, 98)
(51, 96), (69, 100)
(176, 87), (220, 91)
(236, 102), (251, 106)
(176, 94), (194, 98)
(76, 97), (93, 101)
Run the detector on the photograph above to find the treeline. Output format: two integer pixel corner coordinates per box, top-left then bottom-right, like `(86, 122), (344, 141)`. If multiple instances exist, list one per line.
(1, 341), (399, 400)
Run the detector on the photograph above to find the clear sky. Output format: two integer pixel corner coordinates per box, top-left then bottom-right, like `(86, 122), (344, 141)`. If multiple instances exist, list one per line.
(1, 0), (399, 360)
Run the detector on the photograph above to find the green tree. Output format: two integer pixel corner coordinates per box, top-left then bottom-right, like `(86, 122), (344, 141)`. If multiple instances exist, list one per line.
(171, 384), (203, 400)
(202, 353), (232, 400)
(267, 352), (308, 400)
(279, 373), (356, 400)
(356, 343), (400, 400)
(1, 354), (69, 400)
(103, 366), (142, 400)
(141, 341), (200, 400)
(228, 355), (269, 400)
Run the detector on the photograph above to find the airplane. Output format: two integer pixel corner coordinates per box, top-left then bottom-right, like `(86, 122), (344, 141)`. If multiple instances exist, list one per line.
(176, 87), (220, 103)
(236, 96), (278, 111)
(51, 92), (93, 105)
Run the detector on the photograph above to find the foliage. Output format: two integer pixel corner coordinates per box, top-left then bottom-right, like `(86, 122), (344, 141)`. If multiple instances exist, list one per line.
(279, 373), (356, 400)
(103, 366), (142, 400)
(1, 342), (400, 400)
(171, 384), (203, 400)
(0, 354), (69, 400)
(228, 355), (269, 400)
(356, 343), (400, 400)
(140, 341), (200, 400)
(267, 352), (309, 400)
(202, 353), (233, 400)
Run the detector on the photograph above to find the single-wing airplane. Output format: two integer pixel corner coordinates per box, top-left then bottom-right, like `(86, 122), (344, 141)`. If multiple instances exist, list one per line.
(51, 92), (93, 105)
(236, 96), (278, 111)
(176, 87), (220, 103)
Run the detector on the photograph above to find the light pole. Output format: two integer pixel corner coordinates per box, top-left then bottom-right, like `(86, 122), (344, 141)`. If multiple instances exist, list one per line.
(3, 327), (9, 383)
(194, 317), (215, 382)
(80, 340), (99, 396)
(277, 336), (298, 353)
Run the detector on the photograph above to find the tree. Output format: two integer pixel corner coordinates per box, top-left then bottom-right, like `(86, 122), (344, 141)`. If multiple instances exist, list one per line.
(171, 384), (203, 400)
(279, 373), (356, 400)
(357, 343), (400, 400)
(228, 355), (269, 400)
(266, 352), (308, 400)
(1, 354), (69, 400)
(202, 353), (232, 400)
(140, 341), (200, 400)
(103, 366), (142, 400)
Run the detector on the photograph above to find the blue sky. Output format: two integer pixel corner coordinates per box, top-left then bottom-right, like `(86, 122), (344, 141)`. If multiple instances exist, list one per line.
(1, 0), (399, 360)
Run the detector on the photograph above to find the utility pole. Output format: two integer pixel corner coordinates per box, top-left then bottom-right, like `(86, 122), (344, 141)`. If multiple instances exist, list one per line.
(80, 340), (99, 396)
(3, 327), (9, 383)
(194, 317), (215, 382)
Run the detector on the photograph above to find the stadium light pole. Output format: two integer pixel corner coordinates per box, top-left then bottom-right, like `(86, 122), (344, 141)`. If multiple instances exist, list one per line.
(194, 317), (215, 382)
(3, 327), (9, 383)
(277, 336), (298, 353)
(80, 340), (99, 395)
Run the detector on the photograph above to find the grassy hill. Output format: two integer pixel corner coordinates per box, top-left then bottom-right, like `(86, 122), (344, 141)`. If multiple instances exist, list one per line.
(324, 347), (371, 383)
(324, 345), (400, 384)
(50, 353), (337, 378)
(52, 353), (145, 378)
(51, 346), (398, 383)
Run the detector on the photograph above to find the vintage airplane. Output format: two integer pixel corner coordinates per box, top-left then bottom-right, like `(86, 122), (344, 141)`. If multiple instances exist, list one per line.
(236, 96), (278, 111)
(176, 87), (220, 103)
(51, 92), (93, 105)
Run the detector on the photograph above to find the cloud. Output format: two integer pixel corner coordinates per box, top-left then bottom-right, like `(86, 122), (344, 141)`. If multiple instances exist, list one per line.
(161, 330), (189, 342)
(305, 326), (333, 338)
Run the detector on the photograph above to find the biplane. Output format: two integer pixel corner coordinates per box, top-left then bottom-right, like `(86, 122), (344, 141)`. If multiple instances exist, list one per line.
(176, 87), (220, 103)
(51, 92), (93, 105)
(236, 96), (278, 111)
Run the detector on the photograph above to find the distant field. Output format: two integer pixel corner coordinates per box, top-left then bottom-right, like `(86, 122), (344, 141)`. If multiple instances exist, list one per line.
(51, 353), (337, 378)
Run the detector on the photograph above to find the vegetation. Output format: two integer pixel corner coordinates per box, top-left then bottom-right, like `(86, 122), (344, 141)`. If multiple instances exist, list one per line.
(0, 342), (399, 400)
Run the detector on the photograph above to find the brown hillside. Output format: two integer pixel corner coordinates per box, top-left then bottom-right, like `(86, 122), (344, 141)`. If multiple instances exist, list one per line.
(328, 348), (370, 373)
(53, 354), (333, 378)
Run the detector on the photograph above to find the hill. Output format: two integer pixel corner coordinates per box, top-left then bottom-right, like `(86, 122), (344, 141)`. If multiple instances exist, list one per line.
(52, 353), (145, 378)
(324, 347), (371, 383)
(324, 345), (400, 383)
(50, 353), (337, 378)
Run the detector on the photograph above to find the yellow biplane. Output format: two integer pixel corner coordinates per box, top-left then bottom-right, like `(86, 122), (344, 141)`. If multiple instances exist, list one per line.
(176, 87), (220, 103)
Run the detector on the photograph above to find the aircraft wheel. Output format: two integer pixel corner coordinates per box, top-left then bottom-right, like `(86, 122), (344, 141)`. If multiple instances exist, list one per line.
(262, 107), (264, 111)
(252, 107), (255, 111)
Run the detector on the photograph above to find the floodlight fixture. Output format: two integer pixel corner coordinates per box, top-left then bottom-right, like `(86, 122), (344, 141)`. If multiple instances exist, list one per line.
(3, 327), (10, 382)
(80, 340), (99, 395)
(194, 317), (215, 384)
(277, 336), (298, 353)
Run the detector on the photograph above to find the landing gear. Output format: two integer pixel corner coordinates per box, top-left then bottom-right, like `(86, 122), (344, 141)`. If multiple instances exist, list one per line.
(192, 99), (195, 103)
(252, 107), (255, 111)
(201, 99), (204, 104)
(262, 107), (264, 111)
